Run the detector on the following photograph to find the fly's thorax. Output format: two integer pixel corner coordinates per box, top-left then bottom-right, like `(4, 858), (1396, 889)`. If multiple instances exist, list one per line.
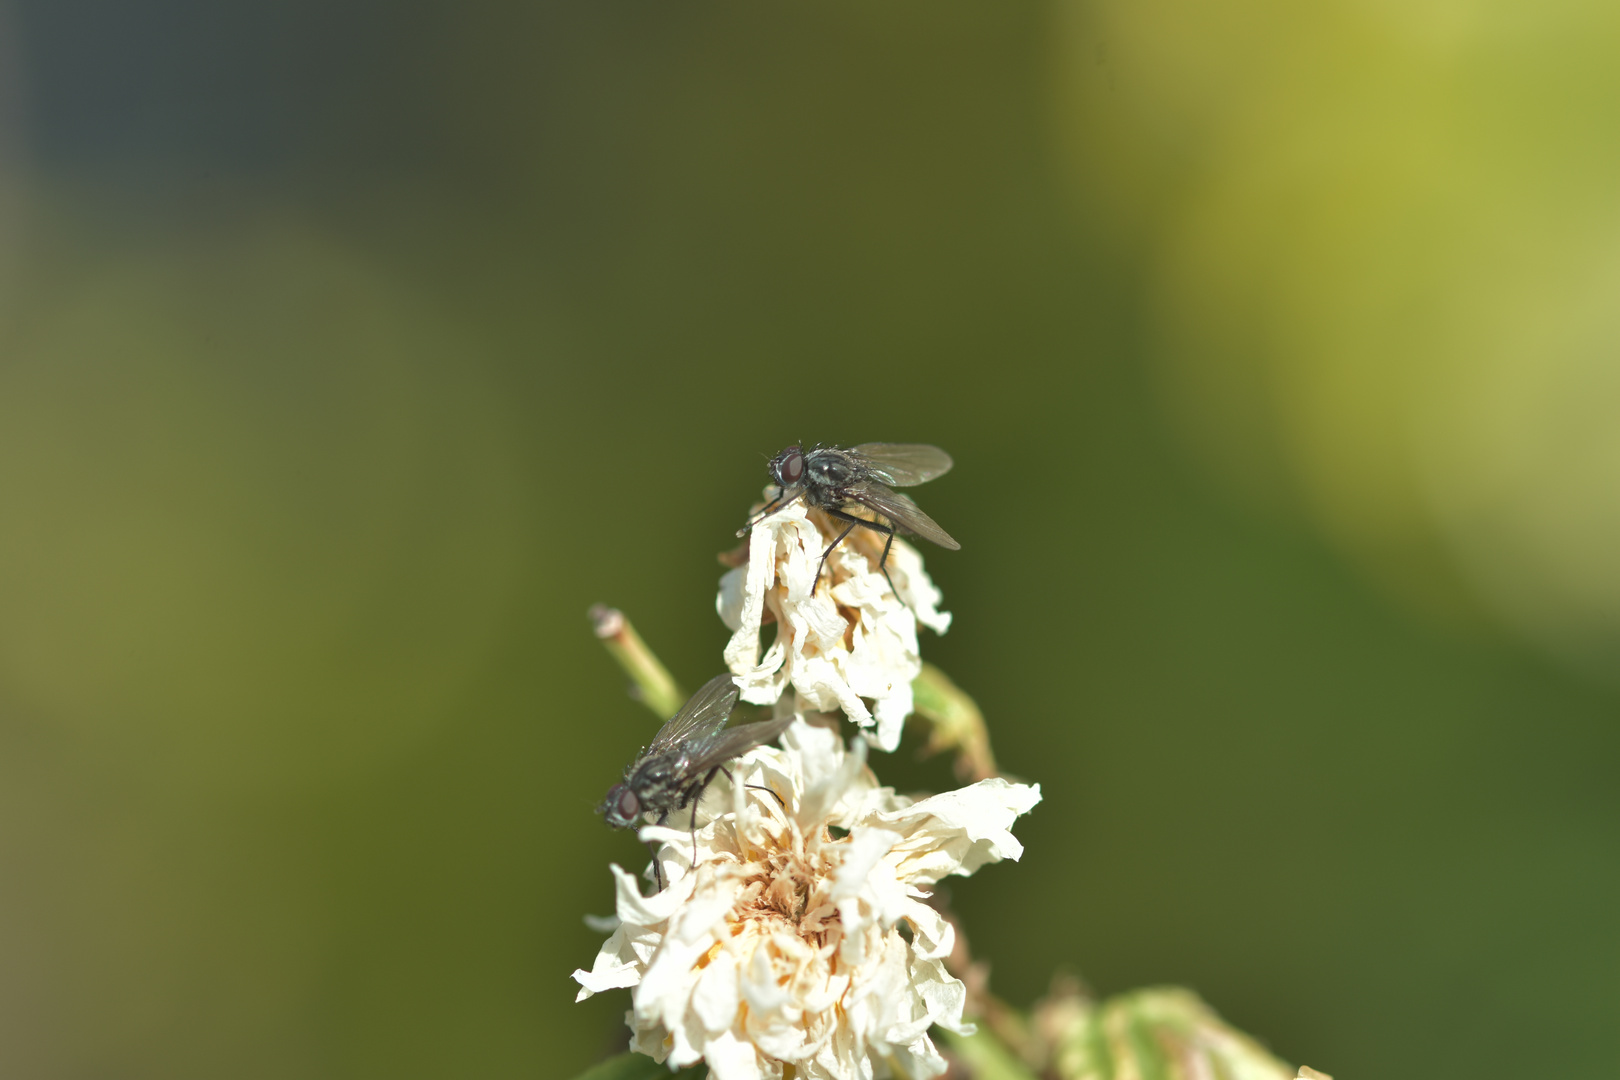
(804, 448), (857, 489)
(627, 753), (687, 813)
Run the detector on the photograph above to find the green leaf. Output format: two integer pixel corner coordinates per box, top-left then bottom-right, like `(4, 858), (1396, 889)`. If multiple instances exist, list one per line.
(1045, 987), (1296, 1080)
(567, 1051), (707, 1080)
(939, 1028), (1041, 1080)
(910, 662), (997, 781)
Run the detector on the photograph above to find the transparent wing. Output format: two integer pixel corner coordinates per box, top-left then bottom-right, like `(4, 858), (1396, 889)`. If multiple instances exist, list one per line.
(848, 443), (954, 487)
(847, 482), (961, 550)
(646, 673), (741, 753)
(679, 715), (794, 776)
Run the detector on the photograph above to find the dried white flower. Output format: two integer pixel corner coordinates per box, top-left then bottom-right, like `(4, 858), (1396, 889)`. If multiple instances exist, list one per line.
(718, 500), (951, 752)
(573, 718), (1040, 1080)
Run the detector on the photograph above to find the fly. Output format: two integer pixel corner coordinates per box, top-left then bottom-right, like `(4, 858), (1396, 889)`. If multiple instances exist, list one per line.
(739, 442), (960, 601)
(599, 672), (790, 892)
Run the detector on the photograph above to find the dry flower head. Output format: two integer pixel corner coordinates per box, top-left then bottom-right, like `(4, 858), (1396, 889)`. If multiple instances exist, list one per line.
(719, 499), (950, 751)
(574, 719), (1040, 1080)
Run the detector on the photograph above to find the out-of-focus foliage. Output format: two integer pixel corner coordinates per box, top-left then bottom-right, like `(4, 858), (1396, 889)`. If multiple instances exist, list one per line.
(1056, 0), (1620, 676)
(0, 3), (1616, 1080)
(1038, 986), (1295, 1080)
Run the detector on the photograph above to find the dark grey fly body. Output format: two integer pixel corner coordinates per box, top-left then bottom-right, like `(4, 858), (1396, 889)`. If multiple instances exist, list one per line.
(739, 442), (961, 600)
(599, 673), (790, 892)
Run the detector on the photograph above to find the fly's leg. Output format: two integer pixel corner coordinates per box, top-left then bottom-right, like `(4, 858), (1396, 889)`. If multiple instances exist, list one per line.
(824, 508), (907, 612)
(874, 526), (903, 609)
(720, 765), (787, 810)
(648, 809), (671, 893)
(814, 517), (861, 596)
(682, 767), (723, 878)
(740, 487), (793, 535)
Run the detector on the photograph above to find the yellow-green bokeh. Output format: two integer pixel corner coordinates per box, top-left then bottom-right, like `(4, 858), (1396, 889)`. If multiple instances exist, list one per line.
(1057, 0), (1620, 672)
(2, 4), (1617, 1079)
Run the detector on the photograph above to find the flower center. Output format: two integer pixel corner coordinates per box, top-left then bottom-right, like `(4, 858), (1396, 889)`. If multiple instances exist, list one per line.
(732, 827), (839, 945)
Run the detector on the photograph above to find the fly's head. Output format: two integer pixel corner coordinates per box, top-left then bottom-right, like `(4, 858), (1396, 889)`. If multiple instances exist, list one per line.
(599, 782), (642, 829)
(768, 445), (806, 493)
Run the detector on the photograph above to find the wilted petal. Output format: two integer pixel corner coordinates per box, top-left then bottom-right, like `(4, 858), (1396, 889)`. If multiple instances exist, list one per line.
(719, 501), (950, 751)
(571, 922), (641, 1002)
(574, 721), (1037, 1080)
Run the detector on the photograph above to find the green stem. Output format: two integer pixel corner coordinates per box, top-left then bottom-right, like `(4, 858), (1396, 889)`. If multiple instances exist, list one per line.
(589, 605), (685, 718)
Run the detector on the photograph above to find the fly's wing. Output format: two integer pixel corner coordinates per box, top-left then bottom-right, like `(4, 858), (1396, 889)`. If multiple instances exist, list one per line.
(848, 443), (954, 487)
(678, 715), (794, 776)
(847, 482), (961, 550)
(646, 673), (742, 754)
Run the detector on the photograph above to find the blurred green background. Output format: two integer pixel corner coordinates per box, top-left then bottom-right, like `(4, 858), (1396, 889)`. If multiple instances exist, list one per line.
(2, 3), (1617, 1078)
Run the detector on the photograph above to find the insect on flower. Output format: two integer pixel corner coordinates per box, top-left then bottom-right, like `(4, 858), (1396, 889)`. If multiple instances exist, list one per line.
(598, 673), (791, 892)
(739, 442), (961, 600)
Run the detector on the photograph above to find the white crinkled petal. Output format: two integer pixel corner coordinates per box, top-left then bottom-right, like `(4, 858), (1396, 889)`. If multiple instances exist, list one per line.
(740, 940), (791, 1017)
(893, 1034), (952, 1080)
(636, 886), (738, 1016)
(719, 521), (790, 707)
(780, 718), (844, 790)
(703, 1031), (766, 1080)
(626, 1016), (669, 1063)
(716, 562), (749, 633)
(880, 779), (1043, 879)
(898, 899), (955, 962)
(886, 538), (951, 635)
(791, 720), (870, 831)
(574, 725), (1031, 1080)
(611, 861), (692, 926)
(572, 922), (641, 1001)
(794, 654), (873, 724)
(867, 683), (913, 754)
(719, 501), (950, 751)
(911, 955), (973, 1036)
(665, 874), (742, 947)
(830, 827), (902, 904)
(692, 954), (741, 1034)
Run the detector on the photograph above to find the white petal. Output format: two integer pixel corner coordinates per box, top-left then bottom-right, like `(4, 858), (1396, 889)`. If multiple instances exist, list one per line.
(691, 954), (741, 1034)
(899, 899), (954, 962)
(910, 955), (971, 1035)
(636, 929), (710, 1020)
(891, 1034), (952, 1080)
(717, 563), (748, 633)
(718, 500), (949, 746)
(703, 1030), (766, 1080)
(611, 862), (690, 927)
(665, 874), (742, 947)
(881, 779), (1042, 875)
(830, 826), (902, 904)
(793, 723), (867, 829)
(575, 723), (1032, 1080)
(721, 521), (787, 705)
(571, 920), (642, 1002)
(740, 941), (791, 1016)
(865, 682), (913, 753)
(627, 1018), (670, 1063)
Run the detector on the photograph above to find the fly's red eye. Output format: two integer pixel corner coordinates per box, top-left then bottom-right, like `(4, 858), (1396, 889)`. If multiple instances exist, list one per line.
(776, 448), (804, 485)
(617, 788), (640, 820)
